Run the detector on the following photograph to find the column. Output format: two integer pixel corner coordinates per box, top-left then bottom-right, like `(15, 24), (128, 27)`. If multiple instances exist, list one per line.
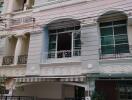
(14, 36), (23, 65)
(89, 78), (96, 99)
(5, 78), (16, 96)
(24, 0), (30, 10)
(7, 0), (14, 13)
(41, 26), (48, 63)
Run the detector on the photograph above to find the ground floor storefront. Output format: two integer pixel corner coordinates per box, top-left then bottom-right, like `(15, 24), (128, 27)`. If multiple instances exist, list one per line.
(95, 80), (132, 100)
(2, 76), (86, 100)
(12, 82), (85, 100)
(3, 76), (132, 100)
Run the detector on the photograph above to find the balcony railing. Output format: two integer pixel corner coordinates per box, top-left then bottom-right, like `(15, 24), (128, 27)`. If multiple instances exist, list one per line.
(0, 96), (36, 100)
(48, 49), (81, 58)
(2, 56), (14, 65)
(11, 16), (33, 26)
(17, 55), (28, 64)
(99, 47), (132, 59)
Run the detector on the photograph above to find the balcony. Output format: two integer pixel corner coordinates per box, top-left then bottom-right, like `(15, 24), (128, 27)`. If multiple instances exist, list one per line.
(42, 49), (81, 64)
(10, 16), (33, 27)
(2, 56), (14, 65)
(48, 49), (81, 58)
(2, 55), (28, 65)
(17, 55), (28, 64)
(99, 46), (132, 60)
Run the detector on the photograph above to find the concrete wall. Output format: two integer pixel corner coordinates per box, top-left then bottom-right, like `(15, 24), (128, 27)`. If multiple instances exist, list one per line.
(20, 0), (132, 75)
(26, 32), (42, 75)
(0, 37), (6, 65)
(1, 0), (132, 76)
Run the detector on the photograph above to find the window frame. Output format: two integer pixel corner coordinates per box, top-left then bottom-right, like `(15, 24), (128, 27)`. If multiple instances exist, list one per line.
(48, 26), (81, 58)
(99, 19), (129, 55)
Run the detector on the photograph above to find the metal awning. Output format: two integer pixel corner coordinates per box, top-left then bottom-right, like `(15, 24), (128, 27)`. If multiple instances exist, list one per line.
(15, 76), (86, 83)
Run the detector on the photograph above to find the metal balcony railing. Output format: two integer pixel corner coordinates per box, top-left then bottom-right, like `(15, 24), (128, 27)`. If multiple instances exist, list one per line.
(99, 46), (132, 59)
(11, 16), (33, 26)
(48, 49), (81, 58)
(17, 55), (28, 64)
(0, 96), (36, 100)
(2, 56), (14, 65)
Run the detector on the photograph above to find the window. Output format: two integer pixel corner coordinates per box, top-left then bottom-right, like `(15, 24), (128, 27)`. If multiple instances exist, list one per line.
(0, 1), (3, 13)
(48, 26), (81, 58)
(119, 81), (132, 100)
(100, 19), (129, 54)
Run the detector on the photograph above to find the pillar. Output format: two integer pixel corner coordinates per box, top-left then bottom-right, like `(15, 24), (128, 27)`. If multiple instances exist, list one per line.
(5, 78), (16, 96)
(7, 0), (14, 13)
(41, 26), (49, 63)
(89, 79), (96, 96)
(24, 0), (30, 10)
(14, 36), (23, 65)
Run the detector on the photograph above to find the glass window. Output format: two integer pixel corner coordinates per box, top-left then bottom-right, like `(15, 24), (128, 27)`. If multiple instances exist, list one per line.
(113, 20), (127, 25)
(115, 35), (128, 44)
(100, 27), (113, 36)
(101, 36), (114, 45)
(115, 44), (129, 53)
(48, 35), (56, 51)
(48, 26), (81, 58)
(100, 19), (129, 54)
(101, 45), (114, 54)
(100, 22), (112, 27)
(73, 32), (81, 49)
(0, 2), (3, 13)
(114, 26), (127, 35)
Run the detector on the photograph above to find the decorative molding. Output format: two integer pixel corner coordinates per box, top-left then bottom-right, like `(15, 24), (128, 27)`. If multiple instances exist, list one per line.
(80, 18), (97, 27)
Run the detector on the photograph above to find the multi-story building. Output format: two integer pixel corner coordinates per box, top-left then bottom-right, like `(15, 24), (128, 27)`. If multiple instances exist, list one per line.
(0, 0), (132, 100)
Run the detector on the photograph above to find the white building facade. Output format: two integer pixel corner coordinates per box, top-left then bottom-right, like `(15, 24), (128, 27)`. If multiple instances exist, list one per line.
(0, 0), (132, 100)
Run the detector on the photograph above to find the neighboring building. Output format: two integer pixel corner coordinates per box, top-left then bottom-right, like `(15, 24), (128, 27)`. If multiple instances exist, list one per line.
(0, 0), (132, 100)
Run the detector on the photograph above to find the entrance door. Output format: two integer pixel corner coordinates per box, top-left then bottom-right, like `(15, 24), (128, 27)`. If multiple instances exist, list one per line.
(75, 86), (85, 100)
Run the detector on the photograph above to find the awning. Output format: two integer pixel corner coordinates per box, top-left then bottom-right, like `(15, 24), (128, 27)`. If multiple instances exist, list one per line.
(15, 76), (86, 83)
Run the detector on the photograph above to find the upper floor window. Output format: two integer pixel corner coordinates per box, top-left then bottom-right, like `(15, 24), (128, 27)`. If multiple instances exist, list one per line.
(100, 19), (129, 54)
(99, 11), (130, 59)
(0, 1), (4, 13)
(47, 19), (81, 59)
(48, 26), (81, 58)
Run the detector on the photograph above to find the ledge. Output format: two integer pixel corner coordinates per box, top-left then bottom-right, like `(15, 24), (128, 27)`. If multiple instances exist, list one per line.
(99, 57), (132, 64)
(0, 64), (26, 68)
(34, 0), (87, 12)
(40, 57), (81, 67)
